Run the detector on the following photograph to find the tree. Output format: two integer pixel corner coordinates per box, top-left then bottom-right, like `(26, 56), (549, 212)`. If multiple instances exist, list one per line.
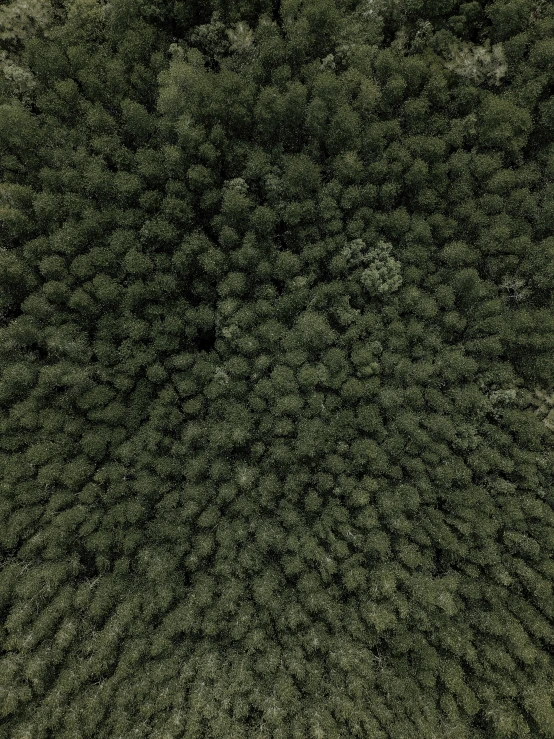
(444, 40), (507, 86)
(478, 95), (532, 154)
(2, 0), (554, 736)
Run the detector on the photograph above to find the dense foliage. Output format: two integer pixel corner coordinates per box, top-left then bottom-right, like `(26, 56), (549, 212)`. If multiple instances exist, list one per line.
(1, 0), (554, 736)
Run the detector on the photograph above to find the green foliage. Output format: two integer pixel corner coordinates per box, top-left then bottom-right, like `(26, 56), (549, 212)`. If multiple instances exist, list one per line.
(340, 238), (403, 295)
(1, 0), (554, 737)
(0, 0), (63, 100)
(478, 95), (532, 153)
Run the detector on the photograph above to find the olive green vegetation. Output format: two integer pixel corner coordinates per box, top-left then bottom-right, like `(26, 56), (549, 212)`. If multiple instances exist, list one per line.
(1, 0), (554, 736)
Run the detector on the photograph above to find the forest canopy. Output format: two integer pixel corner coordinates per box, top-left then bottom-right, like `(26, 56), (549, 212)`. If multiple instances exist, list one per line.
(1, 0), (554, 737)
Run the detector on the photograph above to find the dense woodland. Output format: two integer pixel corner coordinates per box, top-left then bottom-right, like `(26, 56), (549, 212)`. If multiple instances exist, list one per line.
(1, 0), (554, 736)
